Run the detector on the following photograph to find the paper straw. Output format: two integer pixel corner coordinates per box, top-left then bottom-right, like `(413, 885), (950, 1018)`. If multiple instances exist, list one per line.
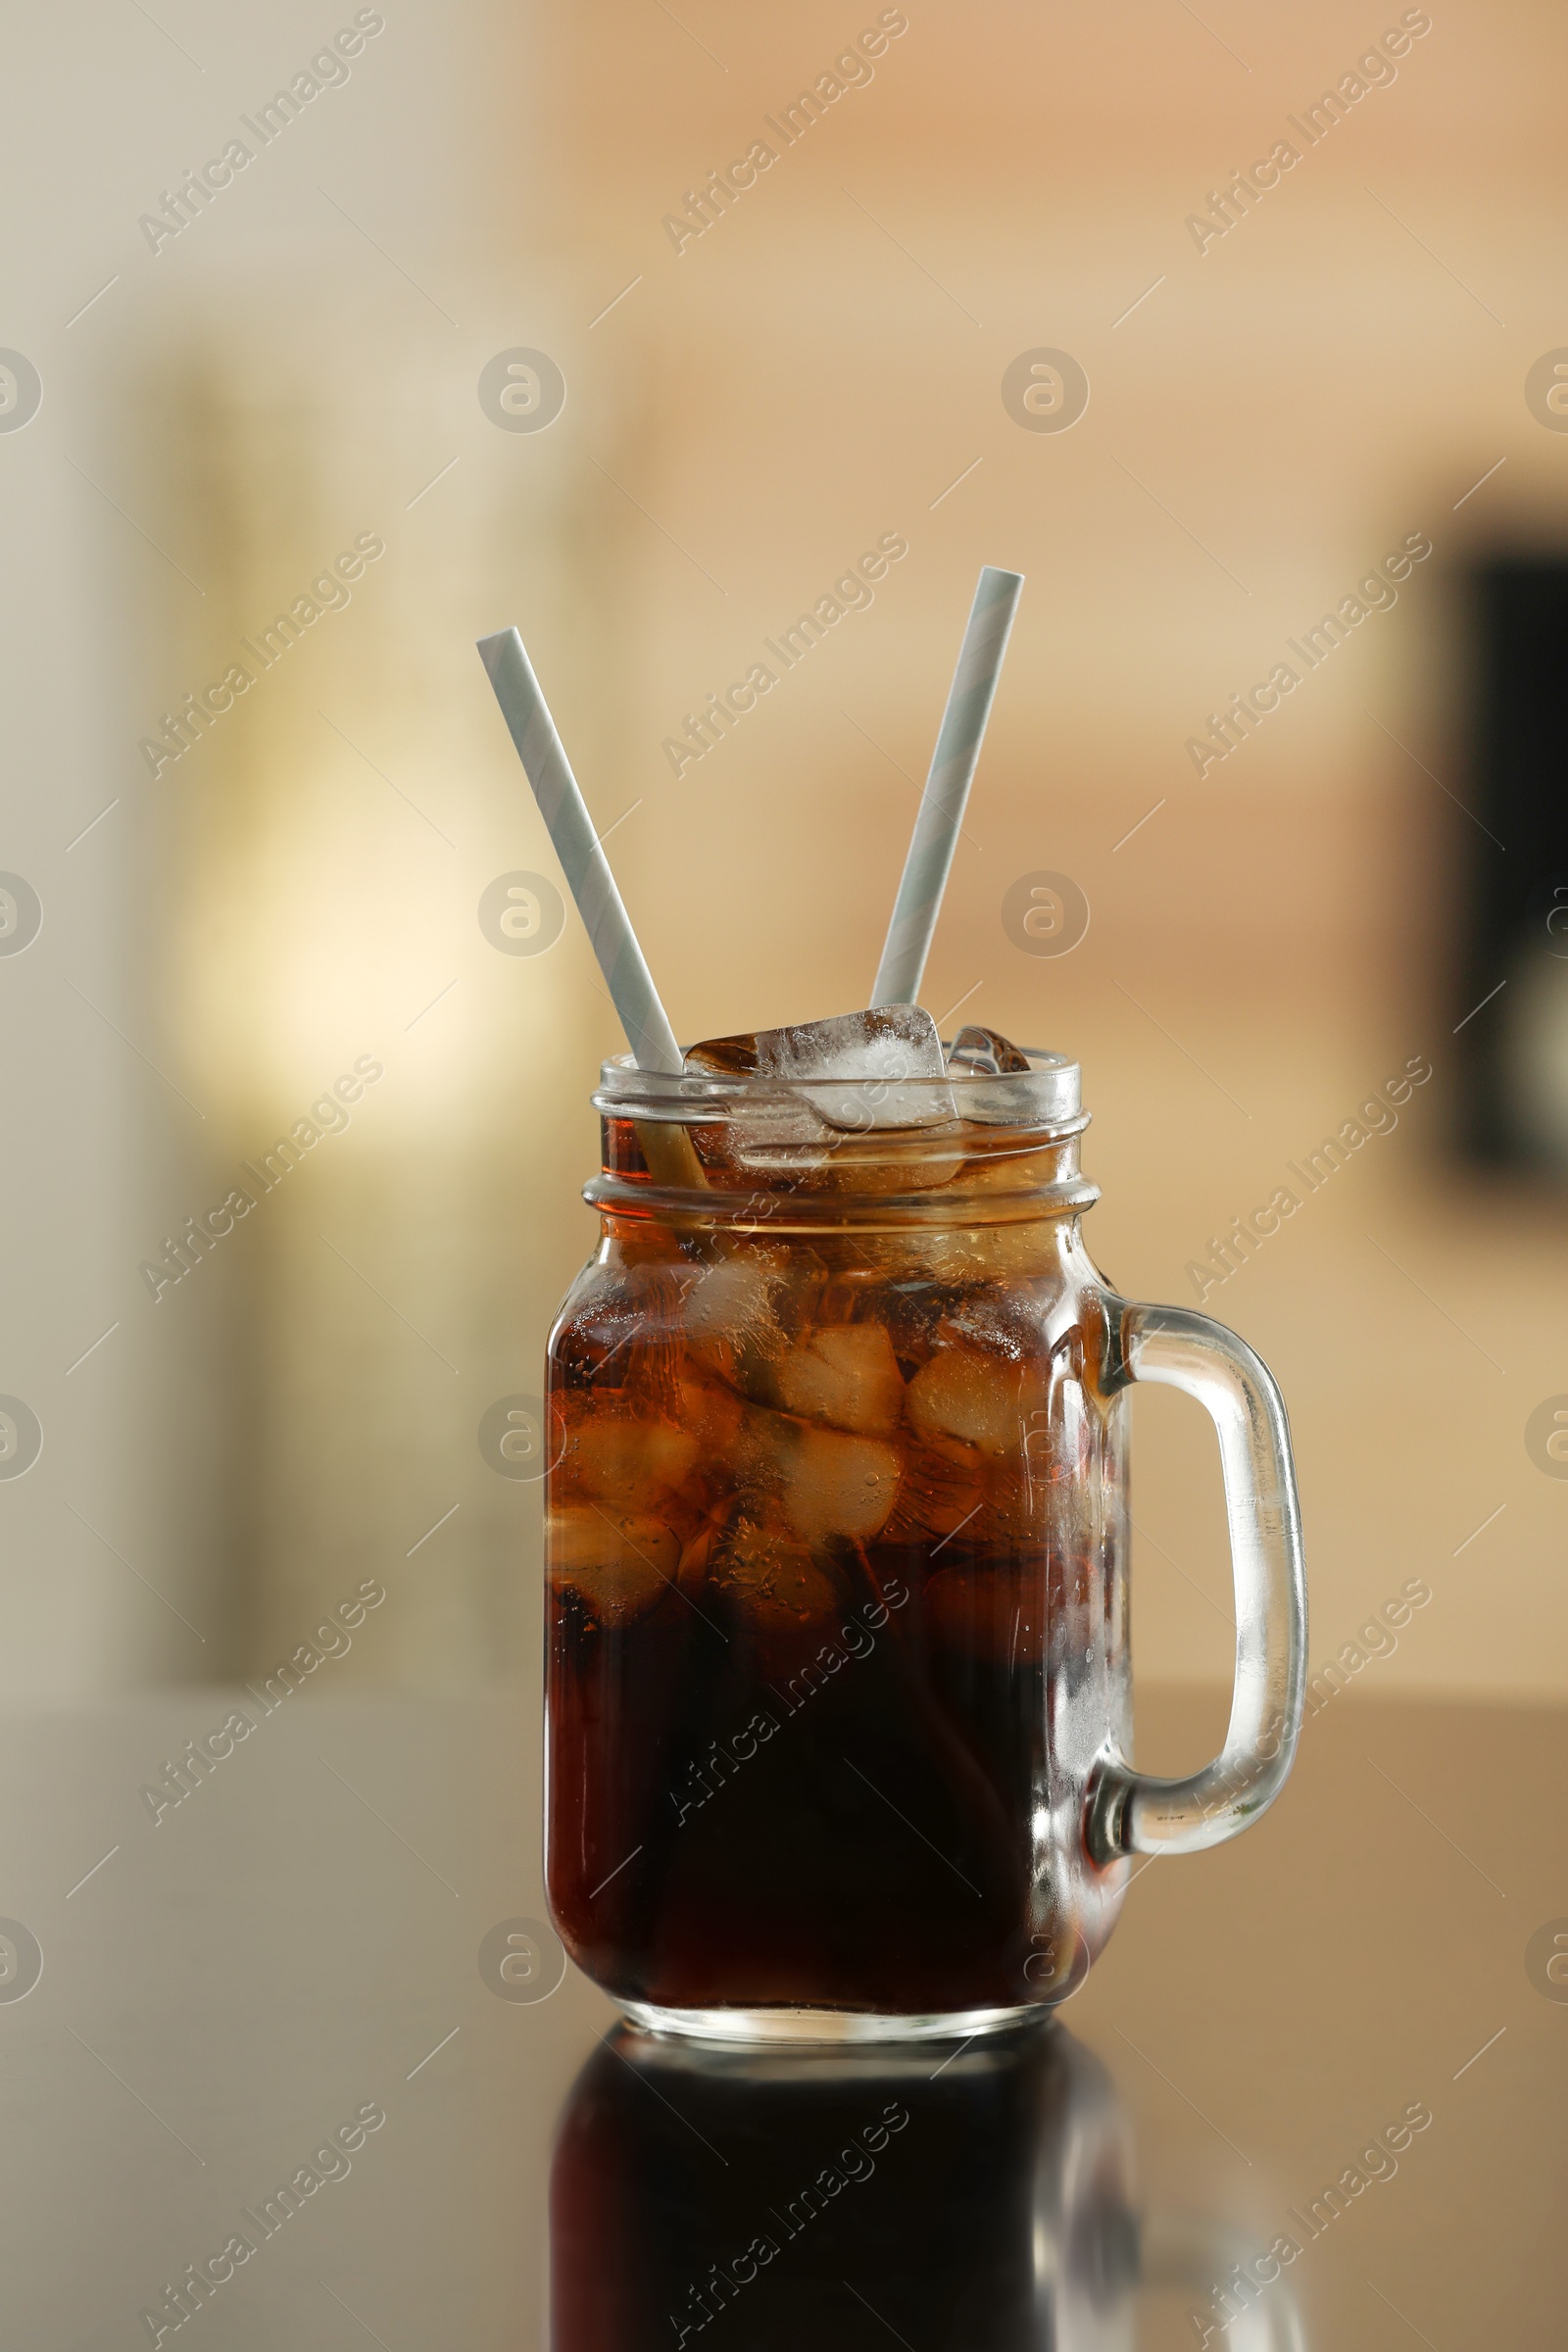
(478, 627), (683, 1075)
(869, 564), (1024, 1007)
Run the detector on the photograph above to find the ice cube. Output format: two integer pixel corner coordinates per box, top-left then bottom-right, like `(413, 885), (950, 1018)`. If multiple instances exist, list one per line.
(885, 1437), (986, 1543)
(673, 1360), (746, 1448)
(906, 1345), (1027, 1456)
(547, 1504), (680, 1624)
(559, 1400), (701, 1511)
(681, 1257), (784, 1352)
(775, 1323), (905, 1437)
(698, 1393), (793, 1513)
(780, 1425), (902, 1542)
(942, 1028), (1078, 1127)
(945, 1023), (1032, 1074)
(673, 1258), (788, 1403)
(710, 1519), (844, 1625)
(685, 1005), (953, 1131)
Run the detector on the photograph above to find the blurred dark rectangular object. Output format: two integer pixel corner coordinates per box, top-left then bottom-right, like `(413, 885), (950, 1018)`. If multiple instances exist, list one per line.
(1455, 555), (1568, 1173)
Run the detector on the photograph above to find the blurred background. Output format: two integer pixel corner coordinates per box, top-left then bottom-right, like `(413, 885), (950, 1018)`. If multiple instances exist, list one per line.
(4, 0), (1565, 1711)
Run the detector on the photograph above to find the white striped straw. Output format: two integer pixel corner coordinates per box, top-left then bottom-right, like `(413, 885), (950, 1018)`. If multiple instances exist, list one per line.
(477, 627), (683, 1075)
(869, 564), (1024, 1007)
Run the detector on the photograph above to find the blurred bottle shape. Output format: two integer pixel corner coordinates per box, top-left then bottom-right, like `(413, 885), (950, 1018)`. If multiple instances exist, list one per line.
(145, 289), (629, 1682)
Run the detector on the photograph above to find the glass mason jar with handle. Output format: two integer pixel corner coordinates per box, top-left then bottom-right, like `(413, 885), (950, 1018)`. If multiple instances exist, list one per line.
(544, 1045), (1306, 2041)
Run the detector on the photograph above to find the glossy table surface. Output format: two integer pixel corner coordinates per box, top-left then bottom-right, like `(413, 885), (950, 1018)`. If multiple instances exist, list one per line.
(9, 1690), (1563, 2348)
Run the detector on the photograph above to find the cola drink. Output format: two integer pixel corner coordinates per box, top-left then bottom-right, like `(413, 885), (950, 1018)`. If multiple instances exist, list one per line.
(544, 1035), (1135, 2029)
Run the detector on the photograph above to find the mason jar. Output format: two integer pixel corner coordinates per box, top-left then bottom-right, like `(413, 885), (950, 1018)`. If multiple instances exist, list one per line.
(543, 1046), (1305, 2041)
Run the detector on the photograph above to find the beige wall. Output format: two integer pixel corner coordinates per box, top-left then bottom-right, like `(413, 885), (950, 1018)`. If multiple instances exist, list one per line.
(530, 0), (1568, 1697)
(3, 0), (1563, 1694)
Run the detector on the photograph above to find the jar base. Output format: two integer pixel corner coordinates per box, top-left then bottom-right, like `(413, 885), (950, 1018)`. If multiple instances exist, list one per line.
(620, 1998), (1047, 2047)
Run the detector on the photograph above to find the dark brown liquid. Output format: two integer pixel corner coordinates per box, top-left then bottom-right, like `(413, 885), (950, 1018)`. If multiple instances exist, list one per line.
(545, 1119), (1129, 2018)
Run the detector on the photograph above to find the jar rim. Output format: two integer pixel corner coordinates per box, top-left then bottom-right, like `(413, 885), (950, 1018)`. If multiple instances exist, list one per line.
(593, 1043), (1082, 1133)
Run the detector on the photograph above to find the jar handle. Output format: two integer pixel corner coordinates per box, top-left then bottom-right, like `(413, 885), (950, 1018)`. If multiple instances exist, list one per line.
(1086, 1298), (1308, 1863)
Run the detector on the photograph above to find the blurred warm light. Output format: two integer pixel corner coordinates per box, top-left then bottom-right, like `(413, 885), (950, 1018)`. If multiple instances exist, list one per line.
(16, 0), (1561, 1695)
